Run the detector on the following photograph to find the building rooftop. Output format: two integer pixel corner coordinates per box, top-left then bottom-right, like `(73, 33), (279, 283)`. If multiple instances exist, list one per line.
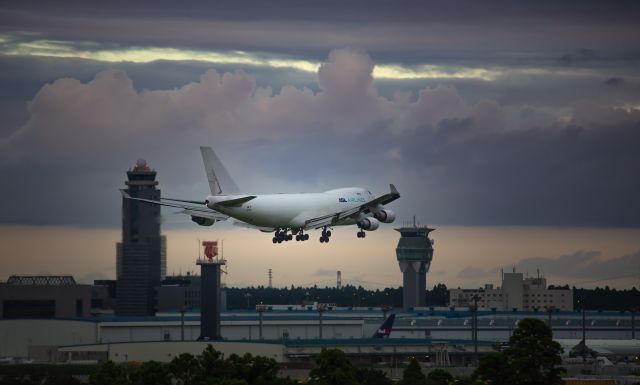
(4, 275), (78, 286)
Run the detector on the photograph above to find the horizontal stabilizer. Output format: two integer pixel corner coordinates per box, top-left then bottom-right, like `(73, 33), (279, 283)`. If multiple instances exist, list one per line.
(181, 209), (228, 221)
(216, 195), (256, 207)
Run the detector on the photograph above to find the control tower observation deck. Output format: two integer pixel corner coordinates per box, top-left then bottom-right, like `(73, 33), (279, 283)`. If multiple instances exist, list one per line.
(395, 221), (435, 309)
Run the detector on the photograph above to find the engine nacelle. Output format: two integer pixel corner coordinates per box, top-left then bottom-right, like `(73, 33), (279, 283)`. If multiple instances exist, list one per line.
(374, 209), (396, 223)
(191, 216), (216, 226)
(358, 217), (380, 231)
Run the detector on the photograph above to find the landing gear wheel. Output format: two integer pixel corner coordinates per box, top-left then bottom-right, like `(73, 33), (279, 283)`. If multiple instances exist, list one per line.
(304, 234), (309, 241)
(295, 235), (300, 241)
(326, 230), (332, 237)
(287, 234), (293, 241)
(272, 237), (278, 243)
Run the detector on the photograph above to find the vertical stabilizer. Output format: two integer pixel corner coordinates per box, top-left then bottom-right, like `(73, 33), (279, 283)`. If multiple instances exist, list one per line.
(200, 147), (241, 195)
(372, 314), (396, 338)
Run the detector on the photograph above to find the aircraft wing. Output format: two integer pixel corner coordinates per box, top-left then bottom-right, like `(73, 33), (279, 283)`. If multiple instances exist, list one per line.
(120, 190), (228, 221)
(304, 184), (400, 229)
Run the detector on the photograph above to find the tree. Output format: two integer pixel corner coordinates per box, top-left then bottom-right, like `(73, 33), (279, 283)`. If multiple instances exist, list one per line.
(355, 368), (393, 385)
(90, 361), (126, 385)
(504, 318), (564, 385)
(473, 318), (564, 385)
(308, 348), (358, 385)
(132, 361), (171, 385)
(398, 358), (426, 385)
(473, 353), (513, 385)
(168, 353), (201, 385)
(426, 368), (453, 385)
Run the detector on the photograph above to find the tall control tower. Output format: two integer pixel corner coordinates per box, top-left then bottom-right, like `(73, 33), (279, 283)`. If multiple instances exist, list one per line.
(116, 159), (165, 316)
(395, 219), (435, 309)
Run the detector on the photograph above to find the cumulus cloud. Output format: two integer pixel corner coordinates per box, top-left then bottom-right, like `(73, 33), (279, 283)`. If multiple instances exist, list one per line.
(0, 48), (639, 227)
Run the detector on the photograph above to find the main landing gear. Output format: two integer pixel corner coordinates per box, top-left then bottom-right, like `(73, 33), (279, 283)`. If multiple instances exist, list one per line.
(273, 228), (309, 243)
(356, 230), (366, 238)
(319, 227), (332, 243)
(295, 231), (310, 241)
(272, 228), (293, 244)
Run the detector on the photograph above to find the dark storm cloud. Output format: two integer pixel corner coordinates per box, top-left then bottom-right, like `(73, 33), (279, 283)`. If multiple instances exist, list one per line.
(604, 77), (625, 87)
(2, 0), (640, 64)
(0, 48), (638, 228)
(312, 269), (337, 277)
(456, 250), (640, 283)
(514, 250), (640, 281)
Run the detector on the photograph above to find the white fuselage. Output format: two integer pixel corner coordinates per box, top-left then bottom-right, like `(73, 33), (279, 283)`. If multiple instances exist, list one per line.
(209, 187), (373, 228)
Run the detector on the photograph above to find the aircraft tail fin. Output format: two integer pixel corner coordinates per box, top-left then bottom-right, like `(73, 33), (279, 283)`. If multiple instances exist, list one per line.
(372, 313), (395, 338)
(200, 146), (241, 195)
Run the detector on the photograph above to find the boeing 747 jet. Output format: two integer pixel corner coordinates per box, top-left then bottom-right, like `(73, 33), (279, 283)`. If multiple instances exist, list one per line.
(122, 147), (400, 244)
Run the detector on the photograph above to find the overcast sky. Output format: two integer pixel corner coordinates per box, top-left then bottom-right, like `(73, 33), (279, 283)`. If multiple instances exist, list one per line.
(0, 1), (638, 288)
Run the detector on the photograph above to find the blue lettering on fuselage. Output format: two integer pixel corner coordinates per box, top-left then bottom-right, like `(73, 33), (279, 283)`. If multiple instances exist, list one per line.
(339, 197), (366, 203)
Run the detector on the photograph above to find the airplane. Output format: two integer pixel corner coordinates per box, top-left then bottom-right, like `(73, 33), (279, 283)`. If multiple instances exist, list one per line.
(121, 147), (400, 243)
(372, 313), (396, 338)
(556, 338), (640, 358)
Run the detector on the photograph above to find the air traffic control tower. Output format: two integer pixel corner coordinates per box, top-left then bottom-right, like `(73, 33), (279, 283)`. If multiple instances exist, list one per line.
(396, 219), (434, 309)
(116, 159), (165, 316)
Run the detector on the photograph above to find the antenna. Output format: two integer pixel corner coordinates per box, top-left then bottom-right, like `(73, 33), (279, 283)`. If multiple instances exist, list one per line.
(268, 268), (273, 288)
(337, 271), (342, 289)
(413, 215), (416, 227)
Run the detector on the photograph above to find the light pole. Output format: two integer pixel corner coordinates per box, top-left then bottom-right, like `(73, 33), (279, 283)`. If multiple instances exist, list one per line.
(257, 304), (267, 339)
(317, 303), (326, 339)
(180, 303), (187, 341)
(471, 295), (479, 364)
(631, 307), (637, 340)
(245, 292), (252, 309)
(547, 306), (555, 337)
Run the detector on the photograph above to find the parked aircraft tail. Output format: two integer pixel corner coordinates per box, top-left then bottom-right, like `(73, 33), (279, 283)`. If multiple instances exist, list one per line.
(200, 146), (241, 195)
(372, 313), (395, 338)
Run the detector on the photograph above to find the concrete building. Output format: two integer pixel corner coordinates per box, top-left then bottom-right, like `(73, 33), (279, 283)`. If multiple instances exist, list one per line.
(449, 271), (573, 311)
(0, 275), (92, 319)
(395, 223), (435, 309)
(116, 159), (165, 316)
(1, 309), (636, 363)
(156, 275), (201, 312)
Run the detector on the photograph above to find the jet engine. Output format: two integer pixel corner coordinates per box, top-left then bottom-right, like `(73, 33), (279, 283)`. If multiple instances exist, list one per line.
(373, 209), (396, 223)
(191, 216), (216, 226)
(358, 217), (380, 231)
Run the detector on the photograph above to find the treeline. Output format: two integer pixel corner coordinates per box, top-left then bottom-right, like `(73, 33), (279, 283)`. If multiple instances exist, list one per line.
(227, 284), (639, 311)
(226, 284), (449, 309)
(573, 286), (639, 311)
